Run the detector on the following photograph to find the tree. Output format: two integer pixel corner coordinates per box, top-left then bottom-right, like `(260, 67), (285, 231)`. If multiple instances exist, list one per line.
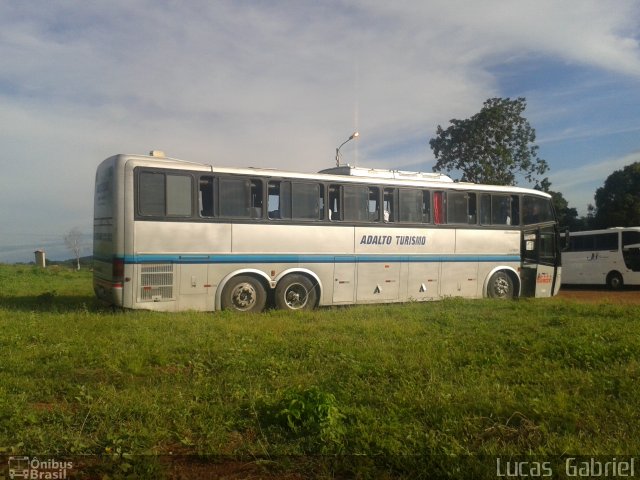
(429, 97), (548, 186)
(537, 178), (580, 229)
(550, 191), (580, 229)
(64, 227), (84, 271)
(593, 162), (640, 228)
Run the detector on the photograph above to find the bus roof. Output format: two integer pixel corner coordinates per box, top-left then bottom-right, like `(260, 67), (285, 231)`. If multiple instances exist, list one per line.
(568, 227), (640, 235)
(318, 165), (454, 182)
(102, 152), (552, 198)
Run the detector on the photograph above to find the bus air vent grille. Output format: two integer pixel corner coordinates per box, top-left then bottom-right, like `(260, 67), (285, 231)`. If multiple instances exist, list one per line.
(139, 263), (174, 301)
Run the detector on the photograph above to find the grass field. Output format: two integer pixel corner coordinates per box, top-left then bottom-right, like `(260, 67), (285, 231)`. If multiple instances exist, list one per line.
(1, 264), (639, 478)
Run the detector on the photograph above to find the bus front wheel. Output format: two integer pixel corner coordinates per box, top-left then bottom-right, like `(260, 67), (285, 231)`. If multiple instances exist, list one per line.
(221, 275), (267, 312)
(487, 271), (514, 299)
(275, 274), (318, 311)
(607, 271), (624, 290)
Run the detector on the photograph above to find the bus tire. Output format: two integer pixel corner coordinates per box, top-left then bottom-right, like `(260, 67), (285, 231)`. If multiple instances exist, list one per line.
(487, 271), (515, 299)
(606, 271), (624, 290)
(221, 275), (267, 312)
(275, 274), (318, 311)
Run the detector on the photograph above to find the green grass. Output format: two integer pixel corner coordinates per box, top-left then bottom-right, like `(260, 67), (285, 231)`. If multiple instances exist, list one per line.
(1, 264), (639, 478)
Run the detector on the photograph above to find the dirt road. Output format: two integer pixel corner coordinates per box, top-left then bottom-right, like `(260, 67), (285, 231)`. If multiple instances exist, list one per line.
(557, 286), (640, 304)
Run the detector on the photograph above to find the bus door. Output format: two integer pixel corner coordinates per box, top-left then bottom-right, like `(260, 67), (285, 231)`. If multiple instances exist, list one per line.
(622, 231), (640, 272)
(521, 226), (559, 297)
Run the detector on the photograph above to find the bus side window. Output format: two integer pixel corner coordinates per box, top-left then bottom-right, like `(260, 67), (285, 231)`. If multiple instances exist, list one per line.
(511, 195), (520, 225)
(422, 190), (431, 223)
(166, 174), (192, 216)
(434, 191), (445, 224)
(219, 177), (251, 218)
(468, 193), (477, 224)
(344, 185), (369, 222)
(399, 189), (422, 223)
(492, 195), (511, 225)
(139, 171), (165, 216)
(447, 191), (476, 224)
(199, 176), (214, 217)
(138, 170), (193, 218)
(570, 234), (594, 252)
(292, 182), (321, 220)
(383, 188), (395, 222)
(328, 185), (342, 221)
(480, 194), (491, 225)
(481, 194), (519, 226)
(250, 179), (263, 219)
(481, 194), (514, 225)
(595, 233), (618, 251)
(268, 180), (291, 219)
(319, 185), (325, 220)
(268, 181), (279, 219)
(368, 187), (380, 221)
(447, 191), (465, 223)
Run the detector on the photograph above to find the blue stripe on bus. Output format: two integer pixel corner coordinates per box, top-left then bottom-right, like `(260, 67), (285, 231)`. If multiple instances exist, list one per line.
(119, 253), (520, 264)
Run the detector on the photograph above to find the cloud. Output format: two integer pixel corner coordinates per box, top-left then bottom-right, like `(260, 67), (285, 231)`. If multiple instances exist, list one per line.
(549, 150), (640, 214)
(3, 1), (639, 165)
(551, 150), (640, 191)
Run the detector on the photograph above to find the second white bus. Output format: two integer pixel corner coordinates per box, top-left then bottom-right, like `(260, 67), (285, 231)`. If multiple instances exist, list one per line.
(562, 227), (640, 289)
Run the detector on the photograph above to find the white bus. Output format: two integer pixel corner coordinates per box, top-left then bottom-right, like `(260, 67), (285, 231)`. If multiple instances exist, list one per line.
(93, 152), (562, 312)
(562, 227), (640, 289)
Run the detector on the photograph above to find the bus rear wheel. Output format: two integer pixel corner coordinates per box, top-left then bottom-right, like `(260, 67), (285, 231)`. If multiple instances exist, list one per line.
(607, 271), (624, 290)
(487, 271), (514, 299)
(221, 275), (267, 312)
(275, 274), (318, 311)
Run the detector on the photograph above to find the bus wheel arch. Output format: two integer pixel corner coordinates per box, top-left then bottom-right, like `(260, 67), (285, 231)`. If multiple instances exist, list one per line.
(485, 267), (519, 300)
(217, 270), (271, 312)
(606, 271), (624, 290)
(274, 270), (321, 311)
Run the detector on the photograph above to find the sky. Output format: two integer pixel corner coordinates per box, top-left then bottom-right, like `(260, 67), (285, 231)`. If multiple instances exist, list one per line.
(2, 0), (640, 263)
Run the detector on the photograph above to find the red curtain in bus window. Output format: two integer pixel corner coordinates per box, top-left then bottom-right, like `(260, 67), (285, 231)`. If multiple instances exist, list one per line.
(434, 192), (444, 224)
